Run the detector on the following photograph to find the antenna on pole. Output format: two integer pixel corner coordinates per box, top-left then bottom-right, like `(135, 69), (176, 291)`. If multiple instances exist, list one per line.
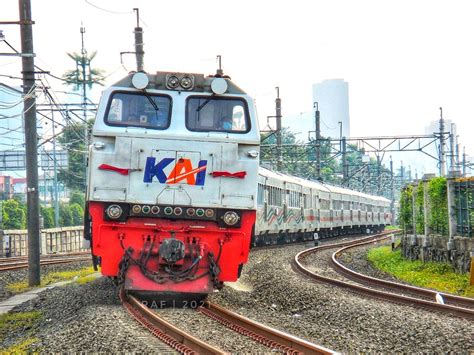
(216, 55), (223, 76)
(133, 8), (144, 72)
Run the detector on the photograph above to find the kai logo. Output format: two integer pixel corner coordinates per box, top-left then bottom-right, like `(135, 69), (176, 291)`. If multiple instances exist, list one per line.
(143, 157), (207, 185)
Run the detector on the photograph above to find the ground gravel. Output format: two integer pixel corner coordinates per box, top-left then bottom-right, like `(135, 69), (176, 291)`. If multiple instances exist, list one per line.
(209, 240), (474, 353)
(158, 308), (273, 353)
(0, 260), (92, 301)
(2, 277), (176, 353)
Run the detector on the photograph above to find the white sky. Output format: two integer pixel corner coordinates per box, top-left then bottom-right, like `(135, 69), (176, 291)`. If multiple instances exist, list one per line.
(1, 0), (474, 170)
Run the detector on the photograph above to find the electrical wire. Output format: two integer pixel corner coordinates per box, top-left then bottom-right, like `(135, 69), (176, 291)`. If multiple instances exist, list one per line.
(84, 0), (132, 14)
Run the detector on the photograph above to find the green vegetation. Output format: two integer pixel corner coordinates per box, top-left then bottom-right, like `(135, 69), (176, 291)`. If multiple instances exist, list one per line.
(368, 246), (474, 297)
(57, 121), (93, 192)
(7, 266), (97, 294)
(399, 177), (448, 235)
(1, 199), (26, 229)
(2, 337), (40, 353)
(0, 311), (41, 352)
(384, 225), (399, 231)
(2, 196), (84, 230)
(260, 128), (393, 190)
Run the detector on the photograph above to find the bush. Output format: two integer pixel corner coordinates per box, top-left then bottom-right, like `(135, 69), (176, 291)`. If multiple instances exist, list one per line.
(70, 203), (84, 226)
(40, 206), (55, 229)
(59, 204), (73, 227)
(2, 199), (26, 229)
(69, 191), (85, 208)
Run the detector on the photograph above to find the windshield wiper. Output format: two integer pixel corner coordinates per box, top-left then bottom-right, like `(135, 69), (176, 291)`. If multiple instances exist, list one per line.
(143, 89), (159, 111)
(196, 95), (215, 112)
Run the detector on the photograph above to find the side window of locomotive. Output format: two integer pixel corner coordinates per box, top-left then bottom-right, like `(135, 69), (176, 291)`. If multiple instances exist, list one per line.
(186, 97), (250, 133)
(105, 92), (171, 129)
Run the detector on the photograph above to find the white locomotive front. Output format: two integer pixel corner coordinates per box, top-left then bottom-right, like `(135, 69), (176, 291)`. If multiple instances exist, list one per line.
(85, 71), (260, 297)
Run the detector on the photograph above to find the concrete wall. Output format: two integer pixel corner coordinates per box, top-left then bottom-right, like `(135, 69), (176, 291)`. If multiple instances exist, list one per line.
(401, 234), (473, 273)
(0, 226), (87, 257)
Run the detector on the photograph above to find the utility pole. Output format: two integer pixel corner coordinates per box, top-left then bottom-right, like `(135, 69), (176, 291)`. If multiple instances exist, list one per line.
(376, 154), (382, 195)
(462, 147), (467, 177)
(439, 107), (447, 177)
(133, 8), (144, 72)
(314, 102), (321, 180)
(19, 0), (40, 286)
(412, 184), (417, 237)
(50, 108), (60, 227)
(342, 137), (348, 183)
(275, 87), (282, 171)
(449, 124), (455, 176)
(79, 26), (89, 185)
(390, 156), (395, 225)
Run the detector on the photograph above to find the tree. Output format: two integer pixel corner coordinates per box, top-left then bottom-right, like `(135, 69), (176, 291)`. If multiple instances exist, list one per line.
(62, 51), (105, 90)
(40, 206), (55, 229)
(260, 129), (339, 183)
(69, 191), (85, 208)
(57, 120), (93, 191)
(59, 204), (73, 227)
(70, 203), (84, 226)
(2, 199), (26, 229)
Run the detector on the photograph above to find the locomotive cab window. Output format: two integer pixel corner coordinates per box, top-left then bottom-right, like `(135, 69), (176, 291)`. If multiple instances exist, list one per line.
(186, 96), (250, 133)
(105, 92), (171, 129)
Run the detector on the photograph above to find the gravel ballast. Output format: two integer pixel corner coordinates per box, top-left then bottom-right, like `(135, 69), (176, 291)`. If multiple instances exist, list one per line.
(209, 241), (474, 353)
(2, 235), (473, 353)
(0, 260), (92, 301)
(2, 277), (176, 353)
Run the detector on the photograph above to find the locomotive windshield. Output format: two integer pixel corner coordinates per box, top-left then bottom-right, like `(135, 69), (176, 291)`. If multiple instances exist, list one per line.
(186, 96), (249, 133)
(105, 92), (171, 129)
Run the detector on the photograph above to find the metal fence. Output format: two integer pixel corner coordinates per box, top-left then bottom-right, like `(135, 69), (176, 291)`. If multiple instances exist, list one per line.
(455, 178), (474, 238)
(0, 226), (88, 257)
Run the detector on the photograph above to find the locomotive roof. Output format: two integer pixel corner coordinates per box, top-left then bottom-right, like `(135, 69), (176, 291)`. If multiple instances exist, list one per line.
(111, 71), (248, 95)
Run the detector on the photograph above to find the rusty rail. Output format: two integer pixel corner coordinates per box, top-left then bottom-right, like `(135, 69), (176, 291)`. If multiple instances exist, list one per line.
(0, 256), (91, 271)
(293, 231), (474, 320)
(332, 237), (474, 313)
(200, 302), (336, 355)
(121, 291), (226, 354)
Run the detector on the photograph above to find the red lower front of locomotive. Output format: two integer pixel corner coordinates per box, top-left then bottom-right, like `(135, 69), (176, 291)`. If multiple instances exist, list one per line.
(88, 202), (255, 296)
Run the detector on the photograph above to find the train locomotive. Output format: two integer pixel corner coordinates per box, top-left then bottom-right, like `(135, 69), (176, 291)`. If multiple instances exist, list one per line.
(84, 70), (391, 299)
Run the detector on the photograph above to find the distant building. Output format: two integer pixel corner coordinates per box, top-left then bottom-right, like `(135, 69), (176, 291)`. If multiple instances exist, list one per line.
(312, 79), (350, 139)
(12, 177), (26, 195)
(0, 176), (13, 199)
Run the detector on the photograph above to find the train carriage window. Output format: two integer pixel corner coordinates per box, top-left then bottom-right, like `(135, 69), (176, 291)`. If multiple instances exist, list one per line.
(257, 183), (264, 205)
(186, 96), (250, 133)
(304, 194), (311, 209)
(105, 92), (171, 129)
(320, 199), (330, 210)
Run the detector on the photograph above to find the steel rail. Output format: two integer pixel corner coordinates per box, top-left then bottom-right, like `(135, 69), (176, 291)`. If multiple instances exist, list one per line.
(0, 251), (90, 264)
(0, 256), (91, 271)
(332, 238), (474, 312)
(293, 231), (474, 320)
(121, 291), (226, 355)
(200, 301), (336, 355)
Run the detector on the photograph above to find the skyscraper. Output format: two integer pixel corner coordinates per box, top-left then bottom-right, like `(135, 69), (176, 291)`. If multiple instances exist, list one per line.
(312, 79), (350, 139)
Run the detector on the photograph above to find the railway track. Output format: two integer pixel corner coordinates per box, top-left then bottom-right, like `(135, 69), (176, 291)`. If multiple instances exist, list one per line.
(0, 251), (89, 264)
(293, 231), (474, 320)
(0, 253), (91, 272)
(121, 290), (335, 354)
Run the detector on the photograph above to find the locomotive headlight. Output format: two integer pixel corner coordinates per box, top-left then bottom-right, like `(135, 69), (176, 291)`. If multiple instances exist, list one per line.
(180, 75), (193, 90)
(222, 211), (240, 226)
(106, 204), (123, 219)
(167, 75), (180, 89)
